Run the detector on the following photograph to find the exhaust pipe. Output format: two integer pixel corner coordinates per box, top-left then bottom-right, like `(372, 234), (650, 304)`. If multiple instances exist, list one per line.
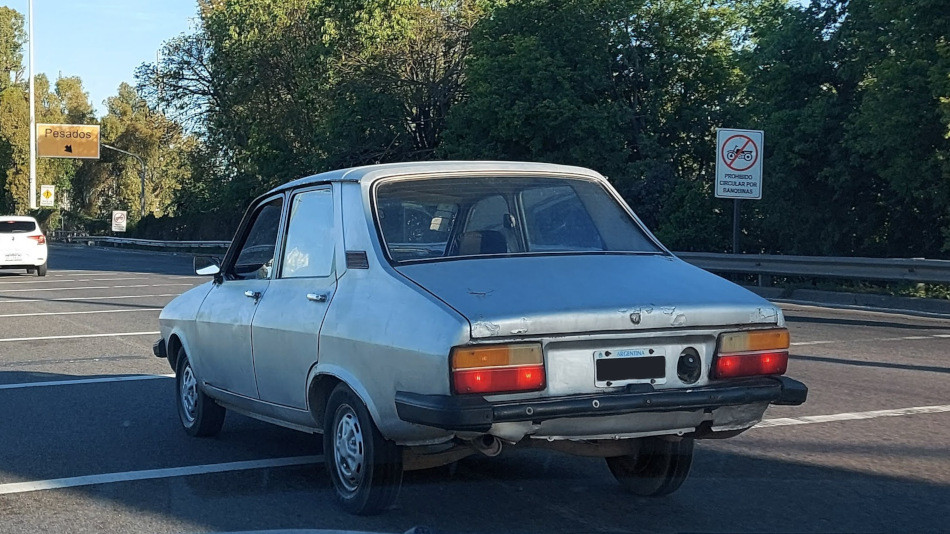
(471, 435), (503, 457)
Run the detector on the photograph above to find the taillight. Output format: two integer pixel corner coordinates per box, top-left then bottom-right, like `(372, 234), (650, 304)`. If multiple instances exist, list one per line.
(712, 329), (790, 379)
(28, 235), (46, 245)
(451, 343), (545, 394)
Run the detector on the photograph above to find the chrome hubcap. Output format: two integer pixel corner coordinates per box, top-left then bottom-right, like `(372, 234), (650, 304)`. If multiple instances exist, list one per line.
(333, 405), (364, 493)
(180, 365), (198, 424)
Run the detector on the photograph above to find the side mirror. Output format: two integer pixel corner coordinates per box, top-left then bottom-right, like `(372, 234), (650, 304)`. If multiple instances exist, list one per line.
(194, 255), (221, 276)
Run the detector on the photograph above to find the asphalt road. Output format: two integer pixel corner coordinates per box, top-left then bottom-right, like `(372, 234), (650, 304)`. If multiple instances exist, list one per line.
(0, 244), (948, 533)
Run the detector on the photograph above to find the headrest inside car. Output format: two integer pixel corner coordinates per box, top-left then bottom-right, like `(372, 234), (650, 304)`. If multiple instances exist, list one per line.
(458, 230), (508, 255)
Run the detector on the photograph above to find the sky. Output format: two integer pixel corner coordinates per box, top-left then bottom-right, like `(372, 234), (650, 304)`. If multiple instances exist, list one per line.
(6, 0), (199, 115)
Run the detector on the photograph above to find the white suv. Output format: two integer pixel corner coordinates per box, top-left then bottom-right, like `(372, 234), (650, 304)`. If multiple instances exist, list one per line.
(0, 216), (48, 276)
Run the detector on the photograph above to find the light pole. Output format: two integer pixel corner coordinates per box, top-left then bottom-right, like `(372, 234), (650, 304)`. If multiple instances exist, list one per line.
(28, 0), (36, 210)
(101, 144), (146, 218)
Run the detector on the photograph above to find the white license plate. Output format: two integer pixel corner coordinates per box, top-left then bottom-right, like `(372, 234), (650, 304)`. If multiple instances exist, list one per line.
(594, 348), (667, 387)
(4, 253), (21, 262)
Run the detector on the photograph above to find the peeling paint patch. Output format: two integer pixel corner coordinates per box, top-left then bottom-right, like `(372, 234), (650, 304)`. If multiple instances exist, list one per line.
(660, 306), (676, 315)
(472, 320), (501, 337)
(510, 317), (530, 335)
(672, 313), (687, 326)
(752, 307), (779, 322)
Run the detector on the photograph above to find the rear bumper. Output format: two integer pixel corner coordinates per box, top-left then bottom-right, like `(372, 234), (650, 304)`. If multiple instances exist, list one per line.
(395, 376), (807, 432)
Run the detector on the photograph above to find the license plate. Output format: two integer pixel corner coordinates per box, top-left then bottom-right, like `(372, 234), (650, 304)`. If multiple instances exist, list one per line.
(4, 253), (21, 262)
(594, 348), (666, 387)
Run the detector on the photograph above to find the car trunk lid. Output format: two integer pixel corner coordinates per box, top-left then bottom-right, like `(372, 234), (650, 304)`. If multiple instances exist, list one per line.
(395, 254), (780, 339)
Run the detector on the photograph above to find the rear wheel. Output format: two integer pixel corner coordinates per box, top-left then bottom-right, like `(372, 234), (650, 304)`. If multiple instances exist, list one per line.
(324, 384), (403, 515)
(176, 348), (226, 437)
(606, 437), (694, 496)
(36, 262), (47, 277)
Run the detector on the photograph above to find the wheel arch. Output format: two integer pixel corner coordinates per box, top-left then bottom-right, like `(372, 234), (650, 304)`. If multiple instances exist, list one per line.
(307, 364), (381, 433)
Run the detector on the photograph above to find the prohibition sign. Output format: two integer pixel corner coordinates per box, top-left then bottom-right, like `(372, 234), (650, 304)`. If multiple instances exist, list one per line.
(721, 134), (759, 172)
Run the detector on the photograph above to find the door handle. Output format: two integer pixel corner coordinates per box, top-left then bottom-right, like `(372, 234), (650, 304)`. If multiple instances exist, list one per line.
(244, 290), (261, 300)
(306, 293), (328, 303)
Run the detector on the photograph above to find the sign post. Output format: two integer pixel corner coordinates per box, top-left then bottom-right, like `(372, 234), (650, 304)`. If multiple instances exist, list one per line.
(39, 185), (54, 207)
(111, 211), (127, 233)
(715, 128), (764, 253)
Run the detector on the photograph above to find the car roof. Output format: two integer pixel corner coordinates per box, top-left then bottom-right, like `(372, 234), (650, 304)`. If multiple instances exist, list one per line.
(0, 216), (39, 223)
(273, 161), (606, 194)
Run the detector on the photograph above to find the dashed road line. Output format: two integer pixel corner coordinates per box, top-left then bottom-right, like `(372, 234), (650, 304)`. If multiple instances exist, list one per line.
(791, 336), (947, 346)
(0, 308), (161, 318)
(756, 405), (950, 428)
(0, 373), (174, 390)
(0, 277), (145, 285)
(0, 283), (193, 293)
(0, 293), (181, 304)
(0, 456), (322, 495)
(0, 331), (160, 343)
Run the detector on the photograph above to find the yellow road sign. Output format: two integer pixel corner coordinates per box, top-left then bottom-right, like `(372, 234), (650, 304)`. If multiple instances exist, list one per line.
(40, 184), (55, 207)
(37, 124), (100, 159)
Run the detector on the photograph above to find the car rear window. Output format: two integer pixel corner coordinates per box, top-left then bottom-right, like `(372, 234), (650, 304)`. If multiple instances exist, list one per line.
(374, 175), (662, 263)
(0, 220), (36, 233)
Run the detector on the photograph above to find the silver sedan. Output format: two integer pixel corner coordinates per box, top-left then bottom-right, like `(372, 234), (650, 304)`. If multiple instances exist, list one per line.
(154, 161), (807, 514)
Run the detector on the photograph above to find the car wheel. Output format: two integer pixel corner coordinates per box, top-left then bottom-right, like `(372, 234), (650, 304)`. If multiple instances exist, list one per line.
(324, 383), (403, 515)
(176, 348), (226, 437)
(605, 437), (694, 496)
(36, 263), (47, 277)
(26, 267), (35, 274)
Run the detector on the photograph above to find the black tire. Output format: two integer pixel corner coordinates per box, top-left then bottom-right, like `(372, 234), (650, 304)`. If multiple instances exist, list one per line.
(25, 267), (35, 274)
(176, 349), (226, 437)
(605, 437), (694, 497)
(324, 384), (403, 515)
(36, 263), (47, 277)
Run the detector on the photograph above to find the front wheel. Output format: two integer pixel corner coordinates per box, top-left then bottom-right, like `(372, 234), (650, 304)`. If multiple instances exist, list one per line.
(606, 437), (694, 496)
(324, 384), (403, 515)
(176, 349), (226, 437)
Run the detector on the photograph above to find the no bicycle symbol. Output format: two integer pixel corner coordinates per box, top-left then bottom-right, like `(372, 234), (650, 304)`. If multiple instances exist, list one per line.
(721, 134), (759, 172)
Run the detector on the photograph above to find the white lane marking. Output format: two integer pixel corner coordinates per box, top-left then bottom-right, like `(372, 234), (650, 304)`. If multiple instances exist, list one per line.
(0, 331), (160, 343)
(757, 405), (950, 428)
(0, 308), (161, 318)
(0, 293), (180, 304)
(791, 333), (950, 346)
(0, 373), (175, 390)
(0, 283), (193, 293)
(0, 455), (322, 496)
(0, 277), (144, 285)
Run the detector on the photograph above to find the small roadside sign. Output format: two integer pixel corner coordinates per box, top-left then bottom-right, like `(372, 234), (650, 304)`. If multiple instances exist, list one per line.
(40, 185), (55, 207)
(715, 128), (763, 200)
(112, 211), (128, 232)
(37, 123), (101, 159)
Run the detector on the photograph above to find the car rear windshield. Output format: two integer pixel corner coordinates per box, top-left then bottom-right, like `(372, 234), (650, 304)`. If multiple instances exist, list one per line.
(374, 175), (662, 263)
(0, 220), (36, 233)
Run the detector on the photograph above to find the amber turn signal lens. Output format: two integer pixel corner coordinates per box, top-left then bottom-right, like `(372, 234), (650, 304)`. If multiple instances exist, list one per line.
(718, 328), (789, 354)
(451, 343), (542, 370)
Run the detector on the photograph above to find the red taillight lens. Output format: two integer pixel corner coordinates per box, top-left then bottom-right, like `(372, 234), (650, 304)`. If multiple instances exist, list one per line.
(451, 343), (545, 394)
(453, 365), (545, 394)
(713, 351), (788, 378)
(28, 235), (46, 245)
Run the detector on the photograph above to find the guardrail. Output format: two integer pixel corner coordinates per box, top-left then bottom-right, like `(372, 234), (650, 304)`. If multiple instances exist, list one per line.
(676, 252), (950, 285)
(61, 235), (230, 250)
(51, 234), (950, 284)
